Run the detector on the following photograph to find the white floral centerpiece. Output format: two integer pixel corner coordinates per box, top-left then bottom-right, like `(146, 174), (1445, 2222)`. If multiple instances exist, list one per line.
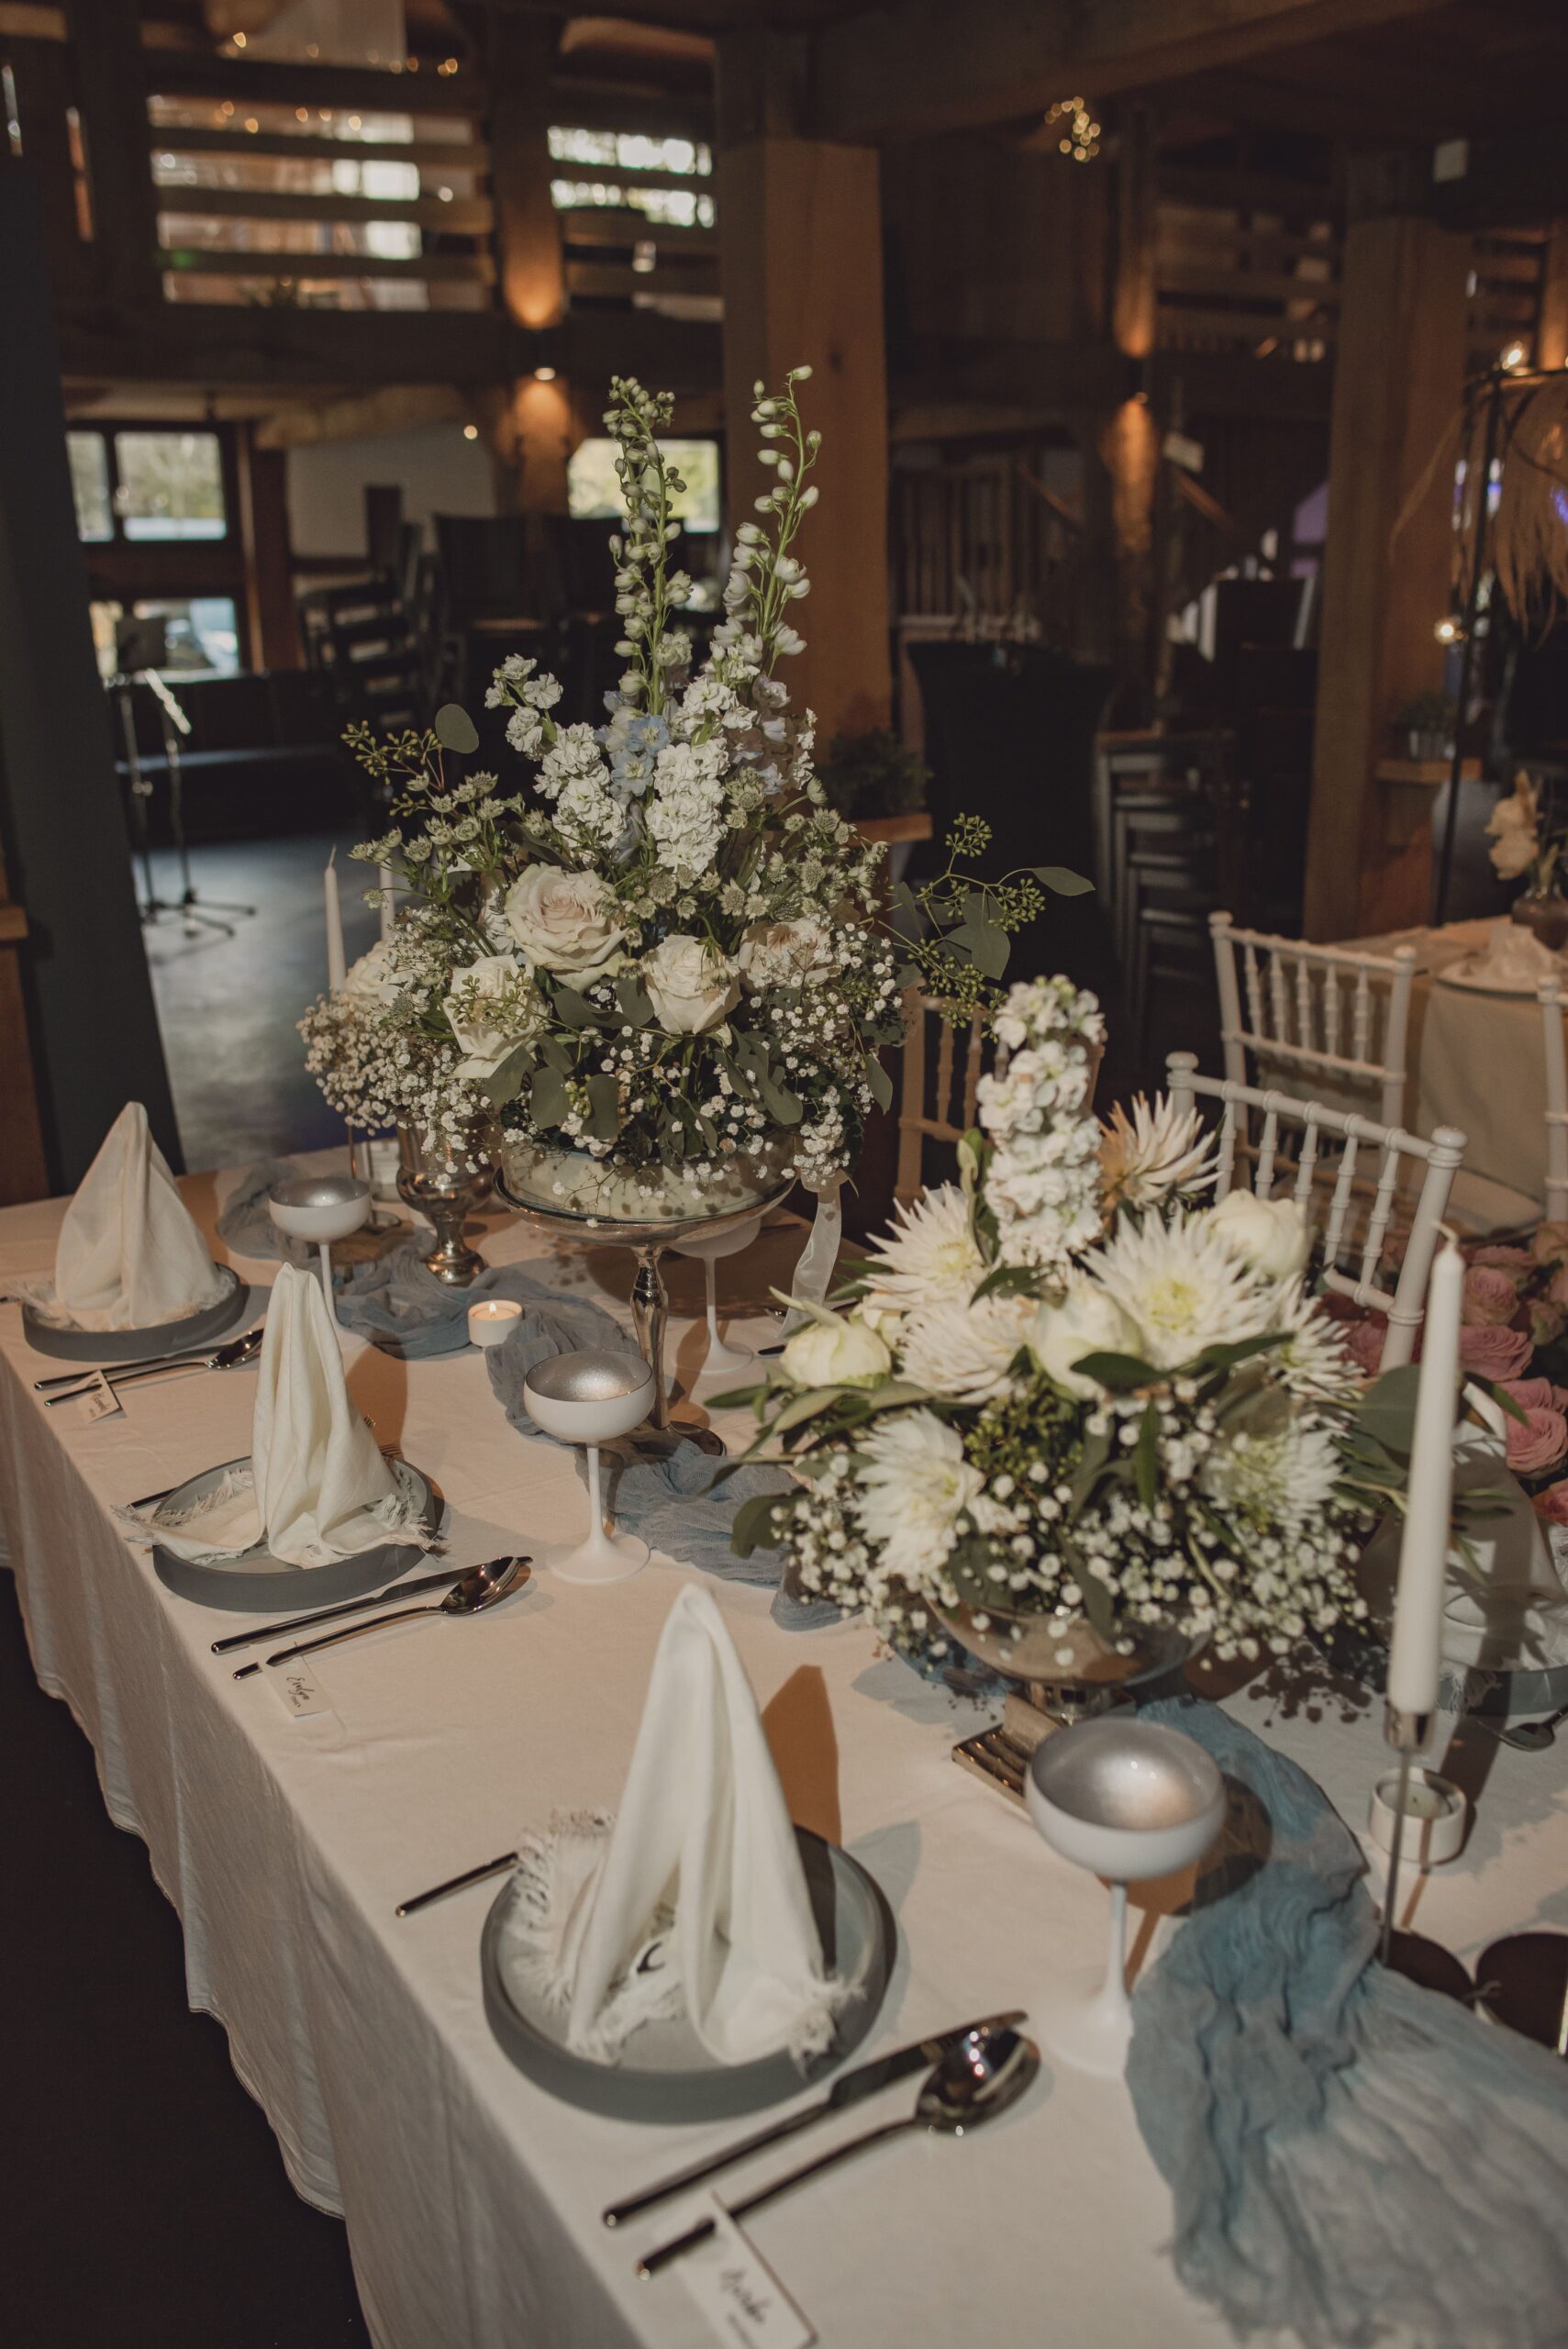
(301, 372), (1081, 1219)
(727, 977), (1412, 1666)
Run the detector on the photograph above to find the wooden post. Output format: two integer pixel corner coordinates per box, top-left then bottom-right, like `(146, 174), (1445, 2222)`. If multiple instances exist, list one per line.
(64, 0), (161, 316)
(1303, 213), (1470, 940)
(1101, 104), (1159, 724)
(489, 9), (570, 515)
(1538, 222), (1568, 371)
(238, 428), (298, 671)
(717, 136), (892, 742)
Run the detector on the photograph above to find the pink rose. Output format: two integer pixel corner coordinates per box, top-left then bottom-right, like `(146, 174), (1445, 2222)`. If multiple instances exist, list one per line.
(1529, 1300), (1567, 1347)
(1462, 1264), (1523, 1328)
(1508, 1407), (1568, 1478)
(1469, 1244), (1535, 1272)
(1459, 1324), (1534, 1380)
(1532, 1221), (1568, 1267)
(1535, 1480), (1568, 1526)
(1501, 1377), (1557, 1411)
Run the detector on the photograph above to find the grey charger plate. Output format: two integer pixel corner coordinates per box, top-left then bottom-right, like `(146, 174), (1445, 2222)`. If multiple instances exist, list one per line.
(23, 1264), (253, 1364)
(150, 1453), (442, 1612)
(480, 1828), (895, 2123)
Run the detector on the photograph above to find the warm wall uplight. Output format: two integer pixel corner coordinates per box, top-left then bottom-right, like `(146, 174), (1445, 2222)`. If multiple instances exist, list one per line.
(462, 424), (479, 440)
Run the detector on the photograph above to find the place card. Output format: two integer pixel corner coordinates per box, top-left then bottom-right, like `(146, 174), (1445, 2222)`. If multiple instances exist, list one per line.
(269, 1657), (337, 1722)
(678, 2202), (816, 2349)
(75, 1375), (124, 1424)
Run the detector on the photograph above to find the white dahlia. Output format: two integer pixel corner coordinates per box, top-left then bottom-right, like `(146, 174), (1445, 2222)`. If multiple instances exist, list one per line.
(1100, 1094), (1218, 1212)
(858, 1185), (984, 1318)
(1200, 1416), (1341, 1532)
(851, 1408), (983, 1584)
(897, 1294), (1036, 1406)
(1084, 1209), (1275, 1370)
(1270, 1278), (1361, 1401)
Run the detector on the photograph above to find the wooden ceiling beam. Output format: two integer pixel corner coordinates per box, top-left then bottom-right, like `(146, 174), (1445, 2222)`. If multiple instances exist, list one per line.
(813, 0), (1451, 142)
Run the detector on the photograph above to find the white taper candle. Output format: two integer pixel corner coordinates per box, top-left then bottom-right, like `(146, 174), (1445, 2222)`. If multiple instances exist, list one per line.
(325, 850), (347, 993)
(1386, 1235), (1463, 1728)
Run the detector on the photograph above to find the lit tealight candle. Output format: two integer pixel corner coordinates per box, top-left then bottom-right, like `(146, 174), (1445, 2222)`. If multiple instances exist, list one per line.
(468, 1298), (522, 1349)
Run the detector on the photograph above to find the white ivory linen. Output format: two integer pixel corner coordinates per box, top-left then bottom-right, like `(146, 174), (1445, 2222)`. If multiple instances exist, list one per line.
(512, 1583), (843, 2065)
(49, 1103), (228, 1330)
(3, 1155), (1568, 2349)
(150, 1262), (422, 1566)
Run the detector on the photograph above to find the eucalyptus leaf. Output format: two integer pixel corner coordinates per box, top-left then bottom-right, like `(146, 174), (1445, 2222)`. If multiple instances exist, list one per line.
(483, 1045), (533, 1110)
(1354, 1363), (1427, 1458)
(551, 983), (600, 1030)
(1031, 864), (1094, 896)
(1073, 1559), (1117, 1642)
(971, 918), (1010, 980)
(867, 1054), (894, 1113)
(1071, 1350), (1161, 1393)
(973, 1263), (1042, 1304)
(1133, 1400), (1159, 1508)
(529, 1067), (571, 1130)
(434, 702), (479, 755)
(584, 1074), (621, 1141)
(614, 971), (652, 1026)
(730, 1491), (787, 1557)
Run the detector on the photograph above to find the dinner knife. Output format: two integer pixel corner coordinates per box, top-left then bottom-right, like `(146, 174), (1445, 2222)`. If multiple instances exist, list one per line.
(600, 2008), (1026, 2230)
(211, 1566), (461, 1653)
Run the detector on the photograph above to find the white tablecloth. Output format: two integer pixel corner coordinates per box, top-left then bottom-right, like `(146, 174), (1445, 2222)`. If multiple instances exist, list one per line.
(4, 1160), (1568, 2349)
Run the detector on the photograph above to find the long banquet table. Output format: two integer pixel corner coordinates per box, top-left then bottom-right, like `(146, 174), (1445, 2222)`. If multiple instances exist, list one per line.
(4, 1154), (1568, 2348)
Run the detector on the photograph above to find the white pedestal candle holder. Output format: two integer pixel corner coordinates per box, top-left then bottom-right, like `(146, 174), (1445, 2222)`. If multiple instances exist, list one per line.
(1026, 1719), (1226, 2079)
(267, 1174), (373, 1330)
(673, 1211), (765, 1385)
(523, 1351), (656, 1586)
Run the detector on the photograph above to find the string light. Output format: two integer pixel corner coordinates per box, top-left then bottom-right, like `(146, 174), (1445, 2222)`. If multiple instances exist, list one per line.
(1045, 95), (1100, 162)
(1434, 615), (1465, 645)
(438, 57), (460, 76)
(533, 366), (558, 383)
(1500, 340), (1529, 373)
(462, 423), (479, 440)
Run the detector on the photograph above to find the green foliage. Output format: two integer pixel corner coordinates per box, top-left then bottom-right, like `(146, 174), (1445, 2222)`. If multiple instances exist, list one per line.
(816, 728), (930, 821)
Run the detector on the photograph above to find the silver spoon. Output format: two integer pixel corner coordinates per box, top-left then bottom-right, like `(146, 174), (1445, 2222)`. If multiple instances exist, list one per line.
(1472, 1700), (1568, 1752)
(39, 1326), (265, 1399)
(261, 1554), (530, 1669)
(636, 2025), (1040, 2278)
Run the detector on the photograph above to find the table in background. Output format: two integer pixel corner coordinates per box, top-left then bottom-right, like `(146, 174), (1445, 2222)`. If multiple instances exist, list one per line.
(2, 1157), (1566, 2348)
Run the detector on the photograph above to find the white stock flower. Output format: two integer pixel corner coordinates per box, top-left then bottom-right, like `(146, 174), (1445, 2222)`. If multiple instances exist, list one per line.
(503, 865), (625, 978)
(1085, 1210), (1275, 1370)
(738, 915), (836, 991)
(1032, 1277), (1142, 1398)
(851, 1409), (983, 1584)
(780, 1313), (891, 1388)
(898, 1294), (1035, 1405)
(536, 722), (607, 804)
(639, 933), (739, 1034)
(647, 739), (726, 875)
(1205, 1189), (1311, 1282)
(442, 953), (541, 1080)
(1100, 1095), (1218, 1211)
(857, 1185), (984, 1317)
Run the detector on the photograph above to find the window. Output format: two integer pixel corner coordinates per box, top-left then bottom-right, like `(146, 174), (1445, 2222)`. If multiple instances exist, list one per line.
(114, 430), (227, 540)
(88, 596), (240, 680)
(67, 427), (230, 545)
(568, 438), (721, 534)
(68, 431), (113, 541)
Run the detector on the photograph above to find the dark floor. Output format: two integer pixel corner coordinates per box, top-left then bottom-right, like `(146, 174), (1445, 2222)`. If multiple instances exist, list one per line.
(1, 1574), (368, 2346)
(142, 830), (379, 1173)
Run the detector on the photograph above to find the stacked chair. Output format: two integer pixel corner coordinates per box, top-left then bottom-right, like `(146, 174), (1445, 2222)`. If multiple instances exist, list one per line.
(1093, 729), (1236, 1063)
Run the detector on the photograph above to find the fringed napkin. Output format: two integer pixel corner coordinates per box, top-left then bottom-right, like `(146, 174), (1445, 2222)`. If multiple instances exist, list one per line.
(40, 1104), (228, 1330)
(1128, 1695), (1568, 2349)
(147, 1262), (425, 1566)
(504, 1584), (844, 2066)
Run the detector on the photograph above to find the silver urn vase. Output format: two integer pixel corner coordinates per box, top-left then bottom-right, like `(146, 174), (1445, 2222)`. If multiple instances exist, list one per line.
(396, 1127), (495, 1286)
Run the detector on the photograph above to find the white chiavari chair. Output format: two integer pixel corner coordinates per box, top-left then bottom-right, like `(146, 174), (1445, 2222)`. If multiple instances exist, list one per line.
(1210, 910), (1418, 1130)
(1543, 977), (1568, 1222)
(1167, 1052), (1467, 1371)
(895, 988), (986, 1208)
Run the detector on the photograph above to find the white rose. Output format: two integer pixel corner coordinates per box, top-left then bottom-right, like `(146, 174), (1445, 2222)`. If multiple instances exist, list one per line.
(442, 953), (540, 1081)
(1489, 827), (1536, 880)
(1204, 1188), (1311, 1281)
(339, 937), (400, 1013)
(639, 933), (739, 1035)
(503, 865), (625, 978)
(1031, 1277), (1142, 1397)
(738, 915), (837, 992)
(780, 1314), (892, 1388)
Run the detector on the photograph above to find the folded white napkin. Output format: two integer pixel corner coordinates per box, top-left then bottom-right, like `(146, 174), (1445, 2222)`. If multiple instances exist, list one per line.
(506, 1584), (843, 2066)
(48, 1104), (228, 1332)
(150, 1262), (424, 1566)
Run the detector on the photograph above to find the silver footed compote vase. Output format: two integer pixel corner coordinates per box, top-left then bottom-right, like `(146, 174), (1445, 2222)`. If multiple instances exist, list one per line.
(396, 1126), (495, 1287)
(495, 1133), (794, 1457)
(934, 1596), (1200, 1807)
